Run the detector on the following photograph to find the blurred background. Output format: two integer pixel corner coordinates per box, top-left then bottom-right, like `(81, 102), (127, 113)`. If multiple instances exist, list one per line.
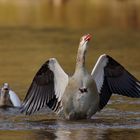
(0, 0), (140, 29)
(0, 0), (140, 139)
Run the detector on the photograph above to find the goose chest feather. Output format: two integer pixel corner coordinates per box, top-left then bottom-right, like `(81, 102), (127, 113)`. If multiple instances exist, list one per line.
(62, 68), (99, 120)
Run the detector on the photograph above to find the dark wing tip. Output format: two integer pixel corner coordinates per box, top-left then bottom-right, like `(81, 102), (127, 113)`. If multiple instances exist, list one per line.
(99, 77), (112, 110)
(20, 60), (56, 115)
(106, 55), (140, 98)
(98, 55), (140, 110)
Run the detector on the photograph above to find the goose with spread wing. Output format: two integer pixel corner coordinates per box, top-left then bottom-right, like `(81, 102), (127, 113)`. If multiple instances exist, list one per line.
(0, 83), (21, 107)
(21, 34), (140, 120)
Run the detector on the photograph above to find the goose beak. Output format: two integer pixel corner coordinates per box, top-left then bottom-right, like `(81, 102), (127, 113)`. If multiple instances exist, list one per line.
(84, 34), (92, 42)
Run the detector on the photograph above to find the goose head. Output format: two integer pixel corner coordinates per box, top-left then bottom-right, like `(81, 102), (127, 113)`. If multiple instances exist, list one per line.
(79, 34), (92, 51)
(1, 83), (10, 98)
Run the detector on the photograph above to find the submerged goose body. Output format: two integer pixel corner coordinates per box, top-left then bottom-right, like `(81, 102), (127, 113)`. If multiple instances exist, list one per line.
(21, 34), (140, 120)
(0, 83), (21, 107)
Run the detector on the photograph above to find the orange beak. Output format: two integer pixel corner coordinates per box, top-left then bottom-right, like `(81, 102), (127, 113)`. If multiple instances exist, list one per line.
(84, 34), (92, 41)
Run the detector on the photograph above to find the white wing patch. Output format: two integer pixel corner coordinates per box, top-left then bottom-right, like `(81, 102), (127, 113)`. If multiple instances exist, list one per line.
(49, 58), (69, 102)
(91, 54), (108, 93)
(9, 90), (21, 107)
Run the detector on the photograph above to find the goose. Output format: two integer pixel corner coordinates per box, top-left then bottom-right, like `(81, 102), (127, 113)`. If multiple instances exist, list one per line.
(0, 83), (21, 107)
(21, 34), (140, 120)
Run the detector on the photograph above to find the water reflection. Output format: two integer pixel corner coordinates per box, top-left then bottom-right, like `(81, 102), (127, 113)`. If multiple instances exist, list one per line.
(0, 0), (139, 29)
(101, 129), (140, 140)
(0, 128), (139, 140)
(20, 115), (140, 140)
(55, 129), (102, 140)
(0, 106), (139, 140)
(55, 128), (140, 140)
(24, 126), (140, 140)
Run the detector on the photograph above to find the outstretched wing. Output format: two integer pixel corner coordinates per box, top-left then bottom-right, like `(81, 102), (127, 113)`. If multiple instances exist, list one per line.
(91, 54), (140, 110)
(21, 58), (68, 115)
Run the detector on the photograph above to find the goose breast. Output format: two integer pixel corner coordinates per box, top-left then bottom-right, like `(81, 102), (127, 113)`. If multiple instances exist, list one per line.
(62, 73), (99, 119)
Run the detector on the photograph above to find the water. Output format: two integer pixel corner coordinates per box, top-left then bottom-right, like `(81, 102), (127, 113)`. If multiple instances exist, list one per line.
(0, 101), (140, 140)
(0, 0), (140, 139)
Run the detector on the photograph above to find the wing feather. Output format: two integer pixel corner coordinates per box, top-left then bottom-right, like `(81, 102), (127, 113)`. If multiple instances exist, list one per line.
(91, 54), (140, 110)
(21, 59), (68, 115)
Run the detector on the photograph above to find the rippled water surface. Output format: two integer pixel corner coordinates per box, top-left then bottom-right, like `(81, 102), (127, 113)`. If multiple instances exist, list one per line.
(0, 0), (140, 140)
(0, 102), (140, 140)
